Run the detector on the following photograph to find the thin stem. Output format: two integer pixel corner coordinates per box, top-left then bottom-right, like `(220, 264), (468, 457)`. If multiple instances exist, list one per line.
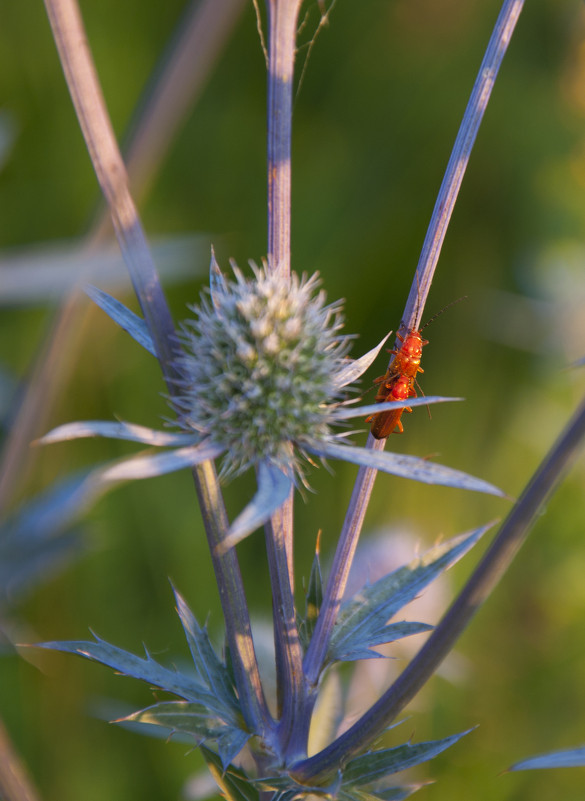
(303, 444), (383, 686)
(312, 0), (526, 641)
(0, 717), (42, 801)
(94, 0), (247, 239)
(304, 0), (526, 688)
(44, 0), (176, 372)
(0, 0), (243, 513)
(295, 0), (526, 771)
(402, 0), (524, 333)
(264, 512), (306, 759)
(264, 0), (305, 754)
(195, 462), (273, 736)
(293, 393), (585, 784)
(43, 0), (271, 735)
(266, 0), (302, 275)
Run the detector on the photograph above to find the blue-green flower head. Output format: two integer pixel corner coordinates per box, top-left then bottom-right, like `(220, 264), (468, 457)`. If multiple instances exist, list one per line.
(40, 265), (497, 551)
(172, 261), (353, 482)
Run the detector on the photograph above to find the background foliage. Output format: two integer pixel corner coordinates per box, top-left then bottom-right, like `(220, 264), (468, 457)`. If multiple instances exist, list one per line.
(1, 1), (585, 799)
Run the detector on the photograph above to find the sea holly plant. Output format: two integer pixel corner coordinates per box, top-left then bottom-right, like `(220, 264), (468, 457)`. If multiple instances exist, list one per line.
(40, 260), (497, 550)
(25, 0), (585, 800)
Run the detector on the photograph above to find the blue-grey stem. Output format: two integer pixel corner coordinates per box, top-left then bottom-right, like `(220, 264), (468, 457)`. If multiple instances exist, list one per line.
(264, 514), (306, 760)
(43, 0), (271, 736)
(0, 717), (42, 801)
(264, 0), (305, 752)
(303, 444), (383, 686)
(0, 0), (244, 515)
(266, 0), (302, 275)
(43, 0), (176, 371)
(95, 0), (247, 238)
(304, 0), (524, 691)
(403, 0), (524, 334)
(293, 392), (585, 784)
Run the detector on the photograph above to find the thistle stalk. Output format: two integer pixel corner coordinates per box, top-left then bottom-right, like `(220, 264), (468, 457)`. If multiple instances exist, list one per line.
(43, 0), (271, 736)
(264, 0), (306, 756)
(293, 392), (585, 784)
(266, 0), (302, 276)
(302, 0), (525, 695)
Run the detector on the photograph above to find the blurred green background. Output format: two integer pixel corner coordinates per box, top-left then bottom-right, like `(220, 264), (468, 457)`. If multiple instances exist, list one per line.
(2, 0), (585, 799)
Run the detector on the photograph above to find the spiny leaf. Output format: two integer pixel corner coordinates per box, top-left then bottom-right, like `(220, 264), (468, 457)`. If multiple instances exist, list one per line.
(216, 727), (253, 769)
(254, 773), (340, 798)
(35, 634), (221, 711)
(336, 396), (462, 420)
(173, 588), (240, 723)
(299, 533), (323, 648)
(330, 622), (433, 663)
(200, 746), (260, 801)
(308, 441), (505, 497)
(342, 730), (472, 786)
(338, 784), (426, 801)
(335, 332), (392, 388)
(121, 701), (249, 767)
(327, 524), (490, 665)
(98, 439), (224, 481)
(39, 419), (198, 447)
(509, 747), (585, 771)
(218, 461), (293, 552)
(85, 285), (156, 356)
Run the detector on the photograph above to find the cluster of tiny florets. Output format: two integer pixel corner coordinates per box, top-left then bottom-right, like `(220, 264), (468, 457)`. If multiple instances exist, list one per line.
(172, 263), (353, 479)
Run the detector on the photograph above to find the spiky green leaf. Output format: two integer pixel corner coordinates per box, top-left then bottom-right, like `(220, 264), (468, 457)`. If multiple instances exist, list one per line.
(327, 525), (490, 665)
(338, 784), (425, 801)
(308, 441), (505, 497)
(299, 536), (323, 648)
(336, 396), (462, 420)
(200, 746), (260, 801)
(122, 701), (249, 767)
(330, 622), (434, 663)
(173, 588), (240, 723)
(342, 730), (471, 786)
(36, 635), (221, 711)
(509, 747), (585, 771)
(39, 419), (198, 447)
(218, 461), (293, 552)
(335, 332), (392, 387)
(85, 285), (157, 356)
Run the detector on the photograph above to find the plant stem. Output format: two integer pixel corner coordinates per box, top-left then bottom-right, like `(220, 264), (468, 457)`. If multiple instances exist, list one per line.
(309, 1), (526, 678)
(292, 392), (585, 784)
(0, 718), (42, 801)
(402, 0), (525, 333)
(303, 444), (383, 686)
(43, 0), (271, 736)
(310, 0), (526, 690)
(266, 0), (302, 275)
(0, 0), (243, 514)
(43, 0), (177, 371)
(264, 511), (306, 759)
(264, 0), (305, 754)
(195, 462), (273, 736)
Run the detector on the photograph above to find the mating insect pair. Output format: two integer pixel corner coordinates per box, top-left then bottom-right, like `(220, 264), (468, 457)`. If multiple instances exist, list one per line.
(367, 297), (465, 439)
(367, 326), (427, 439)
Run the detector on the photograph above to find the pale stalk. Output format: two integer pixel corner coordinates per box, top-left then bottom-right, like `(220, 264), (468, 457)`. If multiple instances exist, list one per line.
(293, 392), (585, 783)
(302, 0), (526, 695)
(264, 0), (305, 752)
(43, 0), (271, 735)
(0, 0), (244, 513)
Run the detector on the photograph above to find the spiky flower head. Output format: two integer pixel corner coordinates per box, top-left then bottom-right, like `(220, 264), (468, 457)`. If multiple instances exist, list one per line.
(172, 261), (353, 481)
